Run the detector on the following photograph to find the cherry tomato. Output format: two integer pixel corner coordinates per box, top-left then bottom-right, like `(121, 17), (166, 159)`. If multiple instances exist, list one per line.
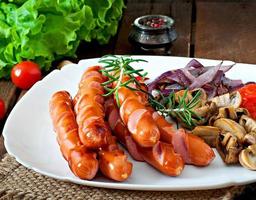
(0, 98), (5, 120)
(239, 84), (256, 98)
(239, 84), (256, 119)
(11, 61), (42, 90)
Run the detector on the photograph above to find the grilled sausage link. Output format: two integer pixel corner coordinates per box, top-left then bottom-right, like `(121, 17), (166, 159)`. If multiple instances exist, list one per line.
(74, 66), (110, 149)
(49, 91), (98, 180)
(75, 66), (133, 181)
(105, 97), (184, 176)
(152, 111), (215, 166)
(98, 135), (133, 181)
(114, 79), (160, 147)
(96, 119), (133, 181)
(138, 141), (184, 176)
(105, 97), (144, 161)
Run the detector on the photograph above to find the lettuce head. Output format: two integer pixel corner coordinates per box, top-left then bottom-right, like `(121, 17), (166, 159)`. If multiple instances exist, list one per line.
(0, 0), (125, 78)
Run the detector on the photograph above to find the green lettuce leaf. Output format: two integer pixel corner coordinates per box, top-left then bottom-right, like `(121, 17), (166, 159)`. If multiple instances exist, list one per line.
(0, 0), (124, 78)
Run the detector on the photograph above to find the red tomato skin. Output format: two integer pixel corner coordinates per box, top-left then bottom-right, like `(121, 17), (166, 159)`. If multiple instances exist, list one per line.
(239, 84), (256, 119)
(0, 98), (5, 120)
(11, 61), (42, 90)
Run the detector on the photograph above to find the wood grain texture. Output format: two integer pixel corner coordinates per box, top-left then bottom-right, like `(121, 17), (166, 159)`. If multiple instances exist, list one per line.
(114, 0), (192, 56)
(17, 90), (27, 102)
(195, 1), (256, 63)
(0, 81), (18, 116)
(0, 81), (18, 133)
(0, 81), (20, 157)
(0, 136), (5, 159)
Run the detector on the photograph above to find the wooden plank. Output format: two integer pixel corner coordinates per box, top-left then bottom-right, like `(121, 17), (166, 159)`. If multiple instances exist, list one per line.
(115, 0), (192, 57)
(0, 81), (18, 116)
(0, 136), (5, 159)
(195, 1), (256, 63)
(17, 90), (27, 102)
(0, 81), (18, 158)
(169, 0), (193, 56)
(0, 81), (19, 132)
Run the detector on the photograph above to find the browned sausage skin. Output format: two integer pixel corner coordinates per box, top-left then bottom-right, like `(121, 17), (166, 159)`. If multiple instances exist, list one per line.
(105, 96), (184, 176)
(138, 141), (184, 176)
(74, 66), (133, 181)
(99, 138), (133, 182)
(152, 111), (215, 166)
(116, 83), (160, 147)
(97, 124), (133, 181)
(105, 97), (144, 161)
(49, 91), (98, 180)
(74, 66), (109, 150)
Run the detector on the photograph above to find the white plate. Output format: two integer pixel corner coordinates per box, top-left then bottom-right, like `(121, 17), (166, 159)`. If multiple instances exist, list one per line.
(3, 56), (256, 191)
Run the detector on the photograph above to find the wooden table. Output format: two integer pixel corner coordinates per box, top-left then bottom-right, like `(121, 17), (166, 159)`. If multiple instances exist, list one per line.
(1, 0), (256, 198)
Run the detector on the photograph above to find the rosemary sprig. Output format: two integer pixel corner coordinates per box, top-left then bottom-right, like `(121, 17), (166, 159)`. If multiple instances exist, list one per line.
(99, 55), (202, 129)
(99, 55), (148, 107)
(149, 89), (203, 129)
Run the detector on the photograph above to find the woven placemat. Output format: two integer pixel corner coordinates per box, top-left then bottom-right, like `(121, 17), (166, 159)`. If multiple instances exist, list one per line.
(0, 154), (246, 200)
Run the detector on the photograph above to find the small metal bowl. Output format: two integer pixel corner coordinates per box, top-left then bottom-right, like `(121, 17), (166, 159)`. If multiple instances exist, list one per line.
(129, 15), (177, 54)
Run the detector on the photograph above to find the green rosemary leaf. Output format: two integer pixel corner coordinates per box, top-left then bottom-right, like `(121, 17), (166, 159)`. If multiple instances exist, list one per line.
(129, 59), (148, 63)
(125, 69), (144, 75)
(187, 90), (201, 107)
(176, 112), (189, 126)
(100, 55), (148, 106)
(104, 73), (118, 80)
(190, 110), (203, 121)
(102, 68), (120, 73)
(102, 86), (112, 91)
(101, 79), (116, 86)
(99, 60), (115, 65)
(149, 88), (202, 129)
(188, 99), (201, 110)
(115, 91), (120, 107)
(102, 89), (116, 96)
(143, 72), (148, 77)
(126, 66), (146, 77)
(126, 85), (138, 91)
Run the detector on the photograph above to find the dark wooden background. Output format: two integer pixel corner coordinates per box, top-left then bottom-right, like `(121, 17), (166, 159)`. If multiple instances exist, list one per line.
(0, 0), (256, 197)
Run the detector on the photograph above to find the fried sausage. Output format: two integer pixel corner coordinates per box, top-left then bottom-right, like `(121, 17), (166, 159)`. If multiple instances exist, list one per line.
(115, 82), (160, 147)
(97, 126), (133, 181)
(74, 66), (109, 149)
(75, 66), (133, 181)
(99, 140), (133, 182)
(49, 91), (98, 180)
(172, 129), (215, 166)
(105, 97), (184, 176)
(152, 111), (215, 166)
(137, 141), (184, 176)
(105, 97), (144, 161)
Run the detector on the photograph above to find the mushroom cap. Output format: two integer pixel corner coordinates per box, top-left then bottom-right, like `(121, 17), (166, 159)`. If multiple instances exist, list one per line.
(192, 126), (220, 147)
(192, 88), (208, 107)
(230, 91), (242, 108)
(214, 118), (246, 141)
(239, 144), (256, 170)
(216, 132), (242, 164)
(210, 91), (242, 108)
(239, 115), (256, 133)
(243, 133), (256, 146)
(218, 107), (237, 120)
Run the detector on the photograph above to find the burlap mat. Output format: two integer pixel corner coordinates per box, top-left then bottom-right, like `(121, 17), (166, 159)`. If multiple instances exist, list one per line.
(0, 154), (246, 200)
